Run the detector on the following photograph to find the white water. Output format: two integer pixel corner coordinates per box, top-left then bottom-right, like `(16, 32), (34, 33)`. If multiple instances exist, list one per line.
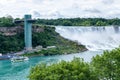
(56, 26), (120, 51)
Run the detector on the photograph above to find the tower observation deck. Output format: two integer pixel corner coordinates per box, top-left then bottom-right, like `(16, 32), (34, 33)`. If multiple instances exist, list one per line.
(15, 14), (35, 51)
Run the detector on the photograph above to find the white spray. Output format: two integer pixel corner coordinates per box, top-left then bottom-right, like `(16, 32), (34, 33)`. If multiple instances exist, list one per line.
(55, 26), (120, 51)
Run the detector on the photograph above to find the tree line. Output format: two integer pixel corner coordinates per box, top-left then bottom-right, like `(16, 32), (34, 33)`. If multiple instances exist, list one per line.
(0, 15), (15, 27)
(0, 16), (120, 27)
(36, 18), (120, 26)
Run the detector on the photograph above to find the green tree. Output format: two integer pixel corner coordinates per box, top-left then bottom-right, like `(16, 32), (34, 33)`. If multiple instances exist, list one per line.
(96, 21), (106, 26)
(28, 58), (98, 80)
(0, 15), (15, 27)
(91, 48), (120, 80)
(62, 20), (72, 26)
(81, 21), (91, 26)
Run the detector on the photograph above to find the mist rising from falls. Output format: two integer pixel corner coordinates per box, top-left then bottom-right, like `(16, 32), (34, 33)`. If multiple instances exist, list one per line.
(55, 26), (120, 51)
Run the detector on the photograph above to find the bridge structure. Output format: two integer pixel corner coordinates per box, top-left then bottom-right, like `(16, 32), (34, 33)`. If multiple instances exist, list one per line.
(15, 14), (35, 51)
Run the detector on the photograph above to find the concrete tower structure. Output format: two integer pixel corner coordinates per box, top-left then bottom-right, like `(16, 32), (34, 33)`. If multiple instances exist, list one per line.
(15, 14), (35, 51)
(24, 15), (32, 50)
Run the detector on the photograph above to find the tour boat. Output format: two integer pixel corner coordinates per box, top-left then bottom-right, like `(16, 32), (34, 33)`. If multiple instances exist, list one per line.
(11, 56), (29, 62)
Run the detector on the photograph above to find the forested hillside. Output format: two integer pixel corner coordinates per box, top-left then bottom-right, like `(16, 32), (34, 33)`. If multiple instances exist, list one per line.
(0, 26), (86, 54)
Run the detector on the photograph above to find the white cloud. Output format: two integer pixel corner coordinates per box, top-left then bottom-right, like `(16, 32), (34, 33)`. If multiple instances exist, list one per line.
(0, 0), (120, 18)
(30, 10), (41, 18)
(45, 10), (64, 19)
(0, 0), (16, 4)
(101, 0), (114, 4)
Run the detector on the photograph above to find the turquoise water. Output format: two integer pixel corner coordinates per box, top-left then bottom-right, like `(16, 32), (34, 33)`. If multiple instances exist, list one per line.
(0, 51), (102, 80)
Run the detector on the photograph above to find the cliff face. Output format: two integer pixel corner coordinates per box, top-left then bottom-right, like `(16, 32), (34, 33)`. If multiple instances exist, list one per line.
(0, 27), (19, 36)
(0, 26), (44, 36)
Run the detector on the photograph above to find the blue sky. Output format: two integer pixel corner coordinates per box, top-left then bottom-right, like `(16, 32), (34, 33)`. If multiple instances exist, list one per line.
(0, 0), (120, 19)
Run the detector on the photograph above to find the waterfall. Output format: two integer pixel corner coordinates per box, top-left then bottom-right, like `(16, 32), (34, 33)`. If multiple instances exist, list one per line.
(55, 26), (120, 51)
